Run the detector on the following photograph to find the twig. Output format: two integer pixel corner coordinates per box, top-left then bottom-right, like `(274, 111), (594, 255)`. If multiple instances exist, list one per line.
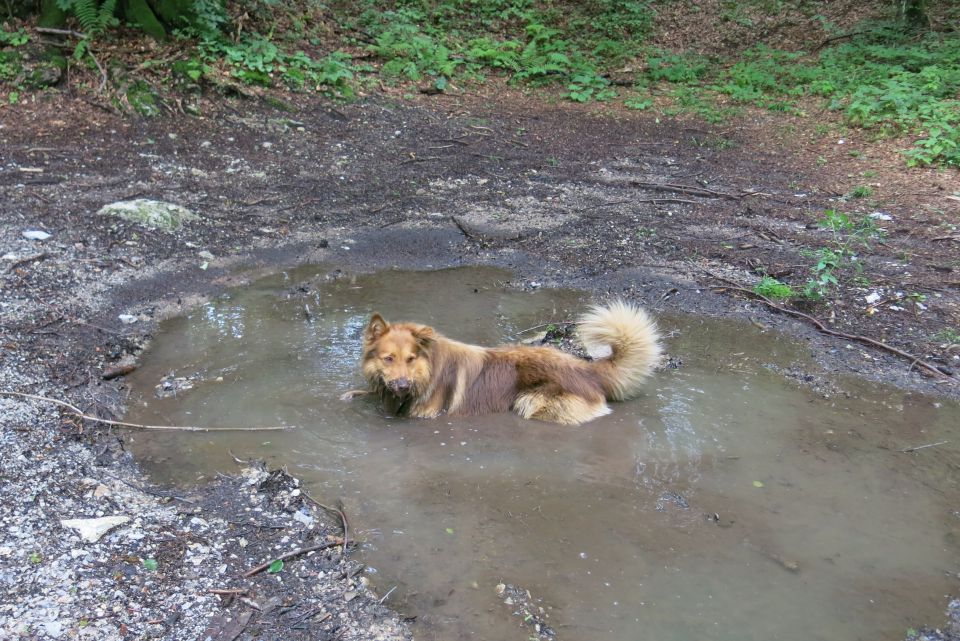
(208, 588), (249, 595)
(378, 585), (397, 604)
(510, 320), (572, 338)
(399, 155), (441, 165)
(629, 180), (739, 199)
(900, 440), (948, 453)
(582, 197), (698, 212)
(35, 26), (87, 39)
(6, 252), (48, 273)
(290, 608), (331, 628)
(87, 48), (108, 93)
(0, 391), (289, 431)
(302, 490), (350, 558)
(812, 30), (870, 52)
(242, 539), (343, 578)
(699, 270), (956, 383)
(450, 215), (476, 240)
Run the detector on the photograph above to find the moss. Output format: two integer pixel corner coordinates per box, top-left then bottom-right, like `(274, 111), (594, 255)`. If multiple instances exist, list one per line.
(127, 80), (161, 116)
(98, 199), (199, 231)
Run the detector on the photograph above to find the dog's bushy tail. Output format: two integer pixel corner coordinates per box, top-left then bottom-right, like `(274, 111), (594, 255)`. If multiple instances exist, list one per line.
(578, 300), (662, 401)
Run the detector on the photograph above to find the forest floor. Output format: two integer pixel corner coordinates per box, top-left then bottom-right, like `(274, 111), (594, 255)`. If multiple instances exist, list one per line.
(1, 45), (959, 641)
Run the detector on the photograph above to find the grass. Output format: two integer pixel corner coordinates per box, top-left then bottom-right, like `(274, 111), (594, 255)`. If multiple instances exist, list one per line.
(754, 276), (795, 300)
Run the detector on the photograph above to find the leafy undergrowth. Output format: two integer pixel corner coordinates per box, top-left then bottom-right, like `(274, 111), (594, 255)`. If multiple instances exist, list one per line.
(711, 28), (960, 167)
(1, 1), (959, 165)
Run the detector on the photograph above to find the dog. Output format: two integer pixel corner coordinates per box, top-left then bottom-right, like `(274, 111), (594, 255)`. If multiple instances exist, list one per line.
(340, 301), (661, 425)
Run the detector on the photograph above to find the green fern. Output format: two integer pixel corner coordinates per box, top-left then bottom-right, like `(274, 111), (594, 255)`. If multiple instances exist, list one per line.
(56, 0), (118, 37)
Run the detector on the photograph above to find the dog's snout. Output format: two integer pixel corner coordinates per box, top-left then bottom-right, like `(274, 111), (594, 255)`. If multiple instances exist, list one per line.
(388, 377), (411, 393)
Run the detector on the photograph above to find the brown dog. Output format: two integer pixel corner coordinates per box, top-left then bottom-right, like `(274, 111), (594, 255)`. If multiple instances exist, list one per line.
(341, 301), (661, 425)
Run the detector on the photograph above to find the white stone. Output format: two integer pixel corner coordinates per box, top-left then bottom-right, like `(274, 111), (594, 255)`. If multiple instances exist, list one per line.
(60, 516), (130, 543)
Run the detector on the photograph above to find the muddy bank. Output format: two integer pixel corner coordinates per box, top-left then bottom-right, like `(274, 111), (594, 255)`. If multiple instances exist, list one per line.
(1, 92), (958, 640)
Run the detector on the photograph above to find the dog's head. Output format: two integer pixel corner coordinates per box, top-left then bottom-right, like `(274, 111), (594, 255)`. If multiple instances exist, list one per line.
(361, 313), (435, 398)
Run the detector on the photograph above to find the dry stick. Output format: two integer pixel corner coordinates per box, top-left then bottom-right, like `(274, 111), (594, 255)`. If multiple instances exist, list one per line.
(6, 252), (48, 273)
(699, 271), (956, 383)
(583, 197), (699, 212)
(900, 440), (949, 453)
(34, 26), (88, 38)
(629, 180), (739, 199)
(83, 48), (109, 93)
(243, 539), (343, 578)
(302, 490), (350, 559)
(0, 391), (288, 432)
(208, 588), (249, 595)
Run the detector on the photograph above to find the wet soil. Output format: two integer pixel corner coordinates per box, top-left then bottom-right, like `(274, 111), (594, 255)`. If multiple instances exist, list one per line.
(1, 86), (958, 640)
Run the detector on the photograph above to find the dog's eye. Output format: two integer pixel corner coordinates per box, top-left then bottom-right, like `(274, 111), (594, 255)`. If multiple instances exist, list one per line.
(406, 355), (416, 363)
(383, 355), (394, 363)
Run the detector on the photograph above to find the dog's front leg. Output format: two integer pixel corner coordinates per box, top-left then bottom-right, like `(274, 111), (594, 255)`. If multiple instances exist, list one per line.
(339, 389), (371, 401)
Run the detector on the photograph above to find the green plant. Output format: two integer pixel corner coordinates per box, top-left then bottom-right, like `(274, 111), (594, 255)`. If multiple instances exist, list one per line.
(0, 27), (29, 47)
(848, 184), (873, 198)
(647, 51), (710, 84)
(800, 209), (885, 300)
(567, 72), (615, 102)
(933, 328), (960, 344)
(625, 94), (653, 110)
(57, 0), (118, 38)
(803, 248), (840, 299)
(754, 276), (795, 300)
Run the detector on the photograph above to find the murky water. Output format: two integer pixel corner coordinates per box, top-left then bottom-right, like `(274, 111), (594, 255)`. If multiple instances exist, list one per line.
(125, 266), (960, 641)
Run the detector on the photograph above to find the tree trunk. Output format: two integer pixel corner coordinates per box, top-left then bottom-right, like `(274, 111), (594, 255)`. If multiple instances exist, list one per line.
(899, 0), (929, 29)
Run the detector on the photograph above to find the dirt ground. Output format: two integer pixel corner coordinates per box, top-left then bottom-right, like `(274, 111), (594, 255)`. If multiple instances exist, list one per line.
(1, 85), (958, 640)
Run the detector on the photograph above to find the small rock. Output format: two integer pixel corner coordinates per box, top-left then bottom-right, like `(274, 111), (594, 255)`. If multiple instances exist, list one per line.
(60, 516), (130, 543)
(97, 199), (199, 232)
(118, 314), (138, 324)
(22, 229), (52, 241)
(197, 250), (215, 261)
(42, 620), (63, 637)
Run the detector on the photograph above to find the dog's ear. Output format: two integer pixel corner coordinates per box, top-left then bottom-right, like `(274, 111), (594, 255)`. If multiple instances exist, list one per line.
(365, 313), (389, 342)
(412, 325), (436, 348)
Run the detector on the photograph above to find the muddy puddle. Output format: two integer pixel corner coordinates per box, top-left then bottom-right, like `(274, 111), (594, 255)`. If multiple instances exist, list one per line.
(124, 266), (960, 641)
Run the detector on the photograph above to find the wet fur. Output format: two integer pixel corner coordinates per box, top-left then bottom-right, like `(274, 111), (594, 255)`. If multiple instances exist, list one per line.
(345, 301), (662, 425)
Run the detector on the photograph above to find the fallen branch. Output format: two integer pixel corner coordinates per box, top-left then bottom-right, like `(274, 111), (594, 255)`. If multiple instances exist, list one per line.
(303, 490), (350, 559)
(243, 539), (344, 578)
(208, 588), (249, 595)
(699, 271), (956, 383)
(0, 391), (288, 431)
